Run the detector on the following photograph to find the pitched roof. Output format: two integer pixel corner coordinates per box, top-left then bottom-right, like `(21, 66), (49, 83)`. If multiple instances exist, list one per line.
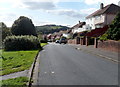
(71, 22), (86, 29)
(85, 25), (108, 37)
(86, 4), (120, 19)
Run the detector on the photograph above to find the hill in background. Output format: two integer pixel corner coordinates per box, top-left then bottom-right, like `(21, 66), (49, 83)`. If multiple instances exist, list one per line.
(36, 25), (69, 34)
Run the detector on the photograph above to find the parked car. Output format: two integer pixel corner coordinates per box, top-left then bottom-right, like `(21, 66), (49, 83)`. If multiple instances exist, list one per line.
(55, 40), (60, 43)
(59, 37), (67, 44)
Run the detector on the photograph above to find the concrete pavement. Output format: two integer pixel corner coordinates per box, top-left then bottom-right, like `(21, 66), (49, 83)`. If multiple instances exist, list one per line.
(69, 44), (118, 63)
(0, 70), (29, 80)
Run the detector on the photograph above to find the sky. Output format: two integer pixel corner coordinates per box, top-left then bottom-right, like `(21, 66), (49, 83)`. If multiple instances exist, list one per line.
(0, 0), (119, 27)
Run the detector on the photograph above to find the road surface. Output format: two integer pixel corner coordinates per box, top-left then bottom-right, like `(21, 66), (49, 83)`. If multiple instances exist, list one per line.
(37, 43), (118, 85)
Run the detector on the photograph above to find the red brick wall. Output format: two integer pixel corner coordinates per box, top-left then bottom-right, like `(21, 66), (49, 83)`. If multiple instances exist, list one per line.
(68, 38), (86, 45)
(67, 39), (76, 44)
(98, 40), (120, 52)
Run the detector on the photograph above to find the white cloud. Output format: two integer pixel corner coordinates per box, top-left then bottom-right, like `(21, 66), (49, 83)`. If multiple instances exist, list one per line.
(0, 7), (9, 11)
(34, 21), (57, 26)
(103, 0), (119, 5)
(0, 12), (56, 27)
(23, 1), (56, 10)
(84, 0), (101, 5)
(47, 9), (86, 18)
(0, 13), (35, 27)
(1, 0), (119, 8)
(80, 8), (98, 14)
(0, 13), (17, 27)
(0, 0), (57, 10)
(84, 0), (119, 5)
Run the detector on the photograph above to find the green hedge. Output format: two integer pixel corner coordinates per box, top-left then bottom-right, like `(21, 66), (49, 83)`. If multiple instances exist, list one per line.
(99, 33), (108, 41)
(4, 35), (41, 51)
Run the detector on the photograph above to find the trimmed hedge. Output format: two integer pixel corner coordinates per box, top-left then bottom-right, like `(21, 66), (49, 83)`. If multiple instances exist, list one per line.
(4, 35), (41, 51)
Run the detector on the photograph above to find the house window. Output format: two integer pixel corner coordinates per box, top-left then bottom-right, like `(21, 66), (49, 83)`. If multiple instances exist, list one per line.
(95, 25), (103, 28)
(90, 27), (92, 29)
(95, 15), (101, 20)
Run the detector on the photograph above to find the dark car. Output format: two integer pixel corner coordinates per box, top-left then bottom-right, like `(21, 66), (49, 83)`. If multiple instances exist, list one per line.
(59, 37), (67, 44)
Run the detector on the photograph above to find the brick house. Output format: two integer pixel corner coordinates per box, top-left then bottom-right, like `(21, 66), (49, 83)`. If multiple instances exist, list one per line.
(85, 3), (120, 47)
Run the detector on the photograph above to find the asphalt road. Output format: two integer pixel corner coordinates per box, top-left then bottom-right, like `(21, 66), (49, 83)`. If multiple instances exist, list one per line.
(37, 43), (118, 85)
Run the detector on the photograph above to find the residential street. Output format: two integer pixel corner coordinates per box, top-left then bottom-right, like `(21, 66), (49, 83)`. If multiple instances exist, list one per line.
(37, 43), (118, 85)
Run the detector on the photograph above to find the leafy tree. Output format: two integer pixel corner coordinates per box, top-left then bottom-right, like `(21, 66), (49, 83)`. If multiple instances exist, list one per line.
(1, 22), (11, 41)
(11, 16), (37, 36)
(107, 12), (120, 40)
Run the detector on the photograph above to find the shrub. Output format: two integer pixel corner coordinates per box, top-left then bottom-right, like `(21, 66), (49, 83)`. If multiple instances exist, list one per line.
(106, 12), (120, 40)
(4, 35), (41, 51)
(99, 33), (108, 41)
(99, 12), (120, 41)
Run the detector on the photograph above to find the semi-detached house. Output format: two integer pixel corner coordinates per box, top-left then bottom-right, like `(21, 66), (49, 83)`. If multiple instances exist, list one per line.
(69, 3), (120, 46)
(86, 3), (120, 30)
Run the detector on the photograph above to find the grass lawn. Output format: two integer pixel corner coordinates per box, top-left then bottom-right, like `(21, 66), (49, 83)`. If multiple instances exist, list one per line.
(40, 43), (48, 47)
(1, 77), (28, 86)
(0, 50), (38, 76)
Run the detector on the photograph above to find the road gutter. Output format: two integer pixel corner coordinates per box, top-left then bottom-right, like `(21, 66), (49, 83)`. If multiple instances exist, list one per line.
(31, 53), (40, 85)
(28, 45), (47, 86)
(27, 50), (40, 87)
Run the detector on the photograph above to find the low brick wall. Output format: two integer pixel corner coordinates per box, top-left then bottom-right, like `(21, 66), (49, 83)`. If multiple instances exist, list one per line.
(67, 39), (76, 44)
(98, 40), (120, 52)
(67, 38), (86, 45)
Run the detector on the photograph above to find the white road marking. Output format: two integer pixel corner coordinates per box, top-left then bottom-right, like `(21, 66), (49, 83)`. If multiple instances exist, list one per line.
(51, 71), (55, 74)
(44, 72), (47, 74)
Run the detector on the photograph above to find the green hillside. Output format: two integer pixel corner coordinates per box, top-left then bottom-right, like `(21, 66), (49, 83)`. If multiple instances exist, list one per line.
(36, 25), (69, 34)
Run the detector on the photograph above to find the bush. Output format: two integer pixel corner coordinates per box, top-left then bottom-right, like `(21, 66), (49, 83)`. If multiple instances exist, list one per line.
(106, 12), (120, 40)
(99, 33), (108, 41)
(4, 35), (41, 51)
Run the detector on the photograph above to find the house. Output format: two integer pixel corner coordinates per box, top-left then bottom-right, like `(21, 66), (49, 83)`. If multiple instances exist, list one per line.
(71, 21), (86, 34)
(68, 3), (120, 46)
(86, 3), (120, 29)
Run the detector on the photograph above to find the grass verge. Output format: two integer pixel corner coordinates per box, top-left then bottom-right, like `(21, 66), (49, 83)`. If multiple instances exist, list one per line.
(40, 43), (48, 47)
(0, 50), (38, 76)
(1, 77), (28, 86)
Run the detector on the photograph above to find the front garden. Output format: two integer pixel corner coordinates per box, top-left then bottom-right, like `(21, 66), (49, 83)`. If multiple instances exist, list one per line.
(0, 50), (38, 76)
(0, 16), (48, 86)
(1, 77), (29, 86)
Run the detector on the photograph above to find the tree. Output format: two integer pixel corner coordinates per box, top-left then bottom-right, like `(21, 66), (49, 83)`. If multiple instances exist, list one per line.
(11, 16), (37, 36)
(1, 22), (11, 41)
(107, 12), (120, 40)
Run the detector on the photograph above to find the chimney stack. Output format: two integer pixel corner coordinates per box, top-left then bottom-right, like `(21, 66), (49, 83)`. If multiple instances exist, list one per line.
(100, 3), (104, 9)
(79, 21), (80, 24)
